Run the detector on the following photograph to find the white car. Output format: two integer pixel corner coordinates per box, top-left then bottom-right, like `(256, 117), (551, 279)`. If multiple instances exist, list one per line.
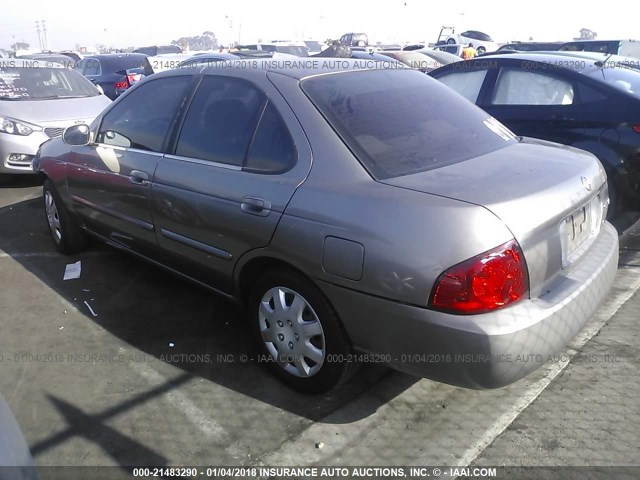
(446, 30), (499, 54)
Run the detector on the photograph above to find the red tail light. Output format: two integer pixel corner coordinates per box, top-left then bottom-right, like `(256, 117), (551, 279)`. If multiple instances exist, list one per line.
(114, 80), (129, 90)
(632, 125), (640, 134)
(127, 73), (142, 85)
(429, 240), (529, 314)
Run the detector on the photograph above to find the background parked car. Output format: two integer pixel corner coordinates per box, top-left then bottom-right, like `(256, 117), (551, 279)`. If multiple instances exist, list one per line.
(36, 61), (617, 394)
(559, 39), (640, 59)
(378, 50), (441, 71)
(339, 32), (368, 47)
(0, 395), (38, 480)
(497, 42), (564, 52)
(430, 53), (640, 216)
(0, 59), (111, 181)
(237, 42), (309, 56)
(350, 50), (405, 64)
(445, 30), (499, 54)
(132, 45), (183, 56)
(17, 53), (75, 69)
(414, 48), (463, 65)
(73, 53), (153, 100)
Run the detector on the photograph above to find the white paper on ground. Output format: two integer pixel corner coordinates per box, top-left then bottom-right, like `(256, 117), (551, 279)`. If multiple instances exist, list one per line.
(63, 261), (82, 280)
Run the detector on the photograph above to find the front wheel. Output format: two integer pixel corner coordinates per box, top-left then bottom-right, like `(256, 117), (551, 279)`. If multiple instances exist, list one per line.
(476, 46), (486, 54)
(446, 38), (456, 44)
(43, 179), (88, 254)
(248, 269), (356, 393)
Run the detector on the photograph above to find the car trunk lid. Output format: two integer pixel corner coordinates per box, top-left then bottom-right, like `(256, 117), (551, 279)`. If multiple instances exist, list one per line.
(380, 137), (608, 297)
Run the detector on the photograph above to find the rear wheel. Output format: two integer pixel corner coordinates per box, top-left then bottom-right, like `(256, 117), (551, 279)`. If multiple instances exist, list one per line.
(247, 269), (356, 393)
(43, 179), (88, 254)
(477, 46), (486, 54)
(446, 38), (456, 44)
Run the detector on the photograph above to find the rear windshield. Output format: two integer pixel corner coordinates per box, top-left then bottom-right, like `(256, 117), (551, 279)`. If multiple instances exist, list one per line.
(301, 69), (516, 179)
(586, 67), (640, 97)
(0, 66), (99, 100)
(103, 56), (153, 76)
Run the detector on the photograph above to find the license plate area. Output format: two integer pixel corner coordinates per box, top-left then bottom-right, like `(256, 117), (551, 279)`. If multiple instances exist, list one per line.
(561, 194), (603, 268)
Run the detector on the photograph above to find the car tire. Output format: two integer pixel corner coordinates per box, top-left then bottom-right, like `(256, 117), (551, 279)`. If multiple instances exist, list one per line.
(0, 173), (11, 185)
(43, 179), (88, 254)
(447, 38), (456, 44)
(247, 269), (356, 393)
(477, 47), (486, 54)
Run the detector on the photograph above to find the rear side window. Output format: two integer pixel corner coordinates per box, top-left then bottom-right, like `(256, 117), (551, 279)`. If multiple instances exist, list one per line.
(244, 102), (297, 173)
(176, 76), (265, 166)
(302, 69), (516, 180)
(437, 70), (488, 102)
(99, 76), (191, 152)
(492, 69), (574, 105)
(84, 59), (101, 76)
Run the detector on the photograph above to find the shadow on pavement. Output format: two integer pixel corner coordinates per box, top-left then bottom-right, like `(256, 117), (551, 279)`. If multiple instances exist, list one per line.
(0, 198), (417, 429)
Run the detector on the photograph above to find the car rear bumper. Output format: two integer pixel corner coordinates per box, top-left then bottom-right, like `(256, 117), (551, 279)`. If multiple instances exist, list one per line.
(319, 222), (619, 389)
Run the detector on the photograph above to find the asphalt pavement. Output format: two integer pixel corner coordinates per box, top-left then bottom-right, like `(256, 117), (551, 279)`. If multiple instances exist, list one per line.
(0, 176), (638, 480)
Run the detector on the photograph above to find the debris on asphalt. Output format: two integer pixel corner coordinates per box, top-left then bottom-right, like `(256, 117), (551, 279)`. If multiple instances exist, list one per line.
(169, 342), (175, 348)
(82, 289), (91, 292)
(84, 300), (98, 317)
(315, 442), (324, 450)
(59, 326), (64, 330)
(63, 261), (82, 280)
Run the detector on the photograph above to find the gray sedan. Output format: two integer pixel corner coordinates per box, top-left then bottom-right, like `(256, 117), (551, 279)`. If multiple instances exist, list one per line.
(34, 60), (618, 393)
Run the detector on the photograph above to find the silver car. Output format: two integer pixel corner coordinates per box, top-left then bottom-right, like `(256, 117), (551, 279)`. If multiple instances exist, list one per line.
(0, 59), (111, 180)
(34, 61), (618, 393)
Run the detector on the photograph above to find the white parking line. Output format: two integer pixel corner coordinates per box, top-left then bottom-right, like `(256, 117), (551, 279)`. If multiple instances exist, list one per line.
(127, 359), (229, 440)
(458, 263), (640, 468)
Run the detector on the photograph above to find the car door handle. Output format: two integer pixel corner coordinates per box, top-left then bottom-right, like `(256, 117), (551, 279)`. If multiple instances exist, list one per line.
(129, 170), (150, 186)
(241, 197), (271, 216)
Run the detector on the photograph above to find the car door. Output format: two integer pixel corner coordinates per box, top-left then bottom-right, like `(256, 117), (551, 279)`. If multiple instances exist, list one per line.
(150, 73), (311, 295)
(65, 75), (193, 256)
(479, 65), (582, 144)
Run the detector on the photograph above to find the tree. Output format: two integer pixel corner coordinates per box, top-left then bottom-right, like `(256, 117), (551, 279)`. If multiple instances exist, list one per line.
(10, 42), (29, 51)
(578, 28), (597, 40)
(171, 31), (219, 51)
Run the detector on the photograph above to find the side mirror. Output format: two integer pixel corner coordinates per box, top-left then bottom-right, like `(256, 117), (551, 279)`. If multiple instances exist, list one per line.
(62, 124), (90, 146)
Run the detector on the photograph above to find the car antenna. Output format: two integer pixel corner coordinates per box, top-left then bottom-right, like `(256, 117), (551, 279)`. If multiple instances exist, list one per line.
(595, 52), (614, 68)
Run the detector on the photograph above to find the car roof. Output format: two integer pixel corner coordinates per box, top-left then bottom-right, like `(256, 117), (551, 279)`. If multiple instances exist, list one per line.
(476, 52), (603, 73)
(1, 59), (67, 69)
(159, 58), (394, 80)
(86, 53), (148, 59)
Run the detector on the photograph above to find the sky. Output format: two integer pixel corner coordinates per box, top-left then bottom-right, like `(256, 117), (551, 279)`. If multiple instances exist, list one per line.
(1, 0), (638, 51)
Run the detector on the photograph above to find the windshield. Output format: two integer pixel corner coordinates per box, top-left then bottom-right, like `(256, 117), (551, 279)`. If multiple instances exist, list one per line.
(587, 67), (640, 97)
(275, 45), (309, 56)
(0, 66), (99, 100)
(302, 69), (516, 180)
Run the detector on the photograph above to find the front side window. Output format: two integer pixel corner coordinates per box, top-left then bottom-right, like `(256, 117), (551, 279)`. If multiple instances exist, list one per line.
(98, 76), (191, 151)
(492, 69), (574, 105)
(437, 69), (488, 103)
(175, 76), (265, 166)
